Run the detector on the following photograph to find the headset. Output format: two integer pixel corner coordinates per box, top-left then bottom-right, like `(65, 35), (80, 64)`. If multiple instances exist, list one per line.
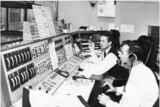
(128, 53), (137, 62)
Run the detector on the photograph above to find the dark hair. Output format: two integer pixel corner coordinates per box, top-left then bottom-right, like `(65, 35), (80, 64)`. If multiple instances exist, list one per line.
(100, 30), (120, 49)
(110, 29), (120, 49)
(100, 31), (112, 41)
(121, 40), (145, 61)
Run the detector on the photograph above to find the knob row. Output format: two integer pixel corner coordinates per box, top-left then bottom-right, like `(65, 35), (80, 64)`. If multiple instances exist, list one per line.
(4, 47), (32, 71)
(31, 42), (49, 59)
(36, 58), (52, 75)
(8, 63), (36, 92)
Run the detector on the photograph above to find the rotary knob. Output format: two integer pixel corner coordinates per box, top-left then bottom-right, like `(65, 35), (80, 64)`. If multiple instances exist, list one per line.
(39, 87), (41, 90)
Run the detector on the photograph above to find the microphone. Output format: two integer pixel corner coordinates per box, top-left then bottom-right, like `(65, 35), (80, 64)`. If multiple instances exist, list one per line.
(72, 75), (87, 80)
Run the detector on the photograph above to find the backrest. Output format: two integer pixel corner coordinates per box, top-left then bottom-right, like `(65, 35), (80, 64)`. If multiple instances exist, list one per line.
(137, 35), (154, 64)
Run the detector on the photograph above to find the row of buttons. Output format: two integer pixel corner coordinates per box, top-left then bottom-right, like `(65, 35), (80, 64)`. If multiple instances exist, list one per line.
(4, 47), (32, 71)
(8, 63), (36, 92)
(8, 72), (21, 91)
(27, 63), (36, 79)
(31, 41), (49, 59)
(35, 58), (52, 75)
(38, 78), (57, 93)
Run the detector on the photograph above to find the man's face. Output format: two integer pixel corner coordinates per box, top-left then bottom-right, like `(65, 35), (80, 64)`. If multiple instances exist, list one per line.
(100, 36), (111, 50)
(118, 44), (131, 67)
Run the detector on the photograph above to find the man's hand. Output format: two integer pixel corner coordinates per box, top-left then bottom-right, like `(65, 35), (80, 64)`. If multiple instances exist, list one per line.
(103, 82), (117, 92)
(98, 93), (111, 106)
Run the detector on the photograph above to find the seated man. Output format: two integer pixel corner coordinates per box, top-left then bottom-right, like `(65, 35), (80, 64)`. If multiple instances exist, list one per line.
(98, 40), (159, 107)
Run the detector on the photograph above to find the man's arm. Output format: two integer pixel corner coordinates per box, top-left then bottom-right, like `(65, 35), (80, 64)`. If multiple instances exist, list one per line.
(89, 74), (103, 80)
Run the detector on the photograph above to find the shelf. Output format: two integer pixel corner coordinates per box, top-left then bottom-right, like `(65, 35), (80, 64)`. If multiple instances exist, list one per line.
(1, 1), (40, 9)
(1, 30), (23, 45)
(71, 30), (110, 35)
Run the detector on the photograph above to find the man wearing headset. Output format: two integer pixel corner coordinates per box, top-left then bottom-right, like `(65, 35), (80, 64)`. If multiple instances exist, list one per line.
(98, 40), (159, 107)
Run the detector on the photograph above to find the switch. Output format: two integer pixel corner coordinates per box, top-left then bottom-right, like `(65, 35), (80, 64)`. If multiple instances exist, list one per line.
(17, 54), (21, 65)
(39, 87), (41, 90)
(17, 75), (21, 85)
(5, 57), (10, 70)
(29, 85), (32, 89)
(24, 51), (28, 62)
(10, 56), (14, 68)
(14, 54), (18, 67)
(14, 76), (18, 87)
(10, 77), (15, 89)
(20, 52), (24, 63)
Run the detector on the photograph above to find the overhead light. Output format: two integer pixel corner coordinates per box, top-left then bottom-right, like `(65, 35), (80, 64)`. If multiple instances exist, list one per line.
(89, 1), (98, 8)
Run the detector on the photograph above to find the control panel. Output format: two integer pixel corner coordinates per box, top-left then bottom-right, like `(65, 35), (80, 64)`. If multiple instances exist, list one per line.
(1, 34), (83, 107)
(54, 36), (67, 65)
(1, 44), (34, 104)
(34, 55), (83, 96)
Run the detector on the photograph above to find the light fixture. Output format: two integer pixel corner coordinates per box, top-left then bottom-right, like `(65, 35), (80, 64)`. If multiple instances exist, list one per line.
(89, 1), (98, 8)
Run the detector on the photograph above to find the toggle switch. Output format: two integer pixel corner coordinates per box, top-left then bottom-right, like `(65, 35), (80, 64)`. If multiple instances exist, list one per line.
(17, 75), (21, 85)
(24, 51), (28, 63)
(10, 77), (15, 89)
(20, 52), (24, 63)
(39, 87), (41, 90)
(10, 56), (14, 68)
(14, 76), (18, 87)
(6, 57), (11, 70)
(14, 54), (18, 67)
(17, 54), (21, 65)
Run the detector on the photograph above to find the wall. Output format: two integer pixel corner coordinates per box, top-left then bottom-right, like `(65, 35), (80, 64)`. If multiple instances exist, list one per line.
(58, 1), (159, 42)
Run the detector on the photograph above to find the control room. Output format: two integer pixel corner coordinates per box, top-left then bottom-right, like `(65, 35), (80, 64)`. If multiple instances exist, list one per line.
(1, 1), (159, 107)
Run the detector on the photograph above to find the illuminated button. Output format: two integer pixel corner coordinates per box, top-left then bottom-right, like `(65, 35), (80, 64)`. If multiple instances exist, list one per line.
(21, 53), (24, 63)
(26, 71), (29, 79)
(6, 57), (10, 69)
(10, 56), (15, 68)
(28, 68), (31, 76)
(14, 55), (18, 66)
(23, 72), (27, 81)
(17, 76), (20, 85)
(21, 73), (24, 82)
(24, 51), (28, 62)
(31, 67), (34, 76)
(32, 67), (36, 76)
(27, 51), (30, 60)
(14, 76), (18, 86)
(10, 77), (15, 88)
(17, 54), (21, 64)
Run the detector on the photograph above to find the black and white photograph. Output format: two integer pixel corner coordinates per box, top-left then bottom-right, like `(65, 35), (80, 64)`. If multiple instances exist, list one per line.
(1, 0), (159, 107)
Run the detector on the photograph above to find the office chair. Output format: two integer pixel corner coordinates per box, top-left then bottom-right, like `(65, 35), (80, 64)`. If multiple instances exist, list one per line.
(137, 35), (154, 65)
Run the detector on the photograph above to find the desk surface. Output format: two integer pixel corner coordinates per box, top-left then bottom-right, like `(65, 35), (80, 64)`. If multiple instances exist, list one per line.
(12, 63), (95, 107)
(54, 76), (94, 101)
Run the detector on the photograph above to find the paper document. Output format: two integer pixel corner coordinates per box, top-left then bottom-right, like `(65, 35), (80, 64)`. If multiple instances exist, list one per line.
(48, 41), (59, 70)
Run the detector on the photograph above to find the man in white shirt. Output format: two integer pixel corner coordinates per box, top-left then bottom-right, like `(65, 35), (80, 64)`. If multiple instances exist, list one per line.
(98, 40), (159, 107)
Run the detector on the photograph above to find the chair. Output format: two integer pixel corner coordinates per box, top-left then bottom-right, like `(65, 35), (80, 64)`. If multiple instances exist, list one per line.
(137, 35), (154, 65)
(153, 97), (159, 107)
